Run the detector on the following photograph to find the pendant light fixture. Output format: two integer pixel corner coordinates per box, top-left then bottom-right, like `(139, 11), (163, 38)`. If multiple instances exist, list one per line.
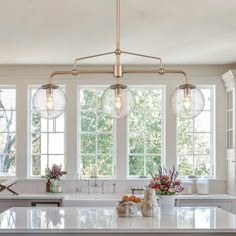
(32, 0), (205, 120)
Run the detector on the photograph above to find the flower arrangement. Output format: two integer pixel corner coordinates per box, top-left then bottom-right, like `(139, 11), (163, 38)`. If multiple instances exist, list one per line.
(149, 166), (184, 195)
(45, 164), (63, 181)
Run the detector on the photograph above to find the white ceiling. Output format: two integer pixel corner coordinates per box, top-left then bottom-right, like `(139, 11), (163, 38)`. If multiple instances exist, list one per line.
(0, 0), (236, 65)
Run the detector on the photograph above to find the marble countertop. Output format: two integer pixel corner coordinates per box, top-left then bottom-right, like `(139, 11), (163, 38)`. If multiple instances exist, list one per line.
(0, 193), (236, 201)
(0, 193), (64, 200)
(175, 194), (236, 200)
(0, 207), (235, 234)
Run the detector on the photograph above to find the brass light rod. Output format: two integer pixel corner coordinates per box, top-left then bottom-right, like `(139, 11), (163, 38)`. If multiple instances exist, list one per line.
(73, 51), (114, 69)
(48, 68), (189, 84)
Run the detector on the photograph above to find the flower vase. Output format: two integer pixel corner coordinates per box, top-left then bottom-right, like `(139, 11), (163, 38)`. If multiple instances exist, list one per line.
(141, 188), (159, 217)
(46, 180), (51, 193)
(159, 195), (175, 214)
(50, 179), (58, 193)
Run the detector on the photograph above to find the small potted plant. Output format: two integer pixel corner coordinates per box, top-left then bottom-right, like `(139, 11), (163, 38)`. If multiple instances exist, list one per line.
(45, 164), (64, 193)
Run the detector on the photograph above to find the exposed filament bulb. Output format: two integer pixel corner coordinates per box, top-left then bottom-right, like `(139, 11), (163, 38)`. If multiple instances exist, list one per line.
(115, 95), (122, 115)
(46, 88), (54, 111)
(183, 87), (191, 111)
(115, 87), (122, 116)
(184, 95), (191, 110)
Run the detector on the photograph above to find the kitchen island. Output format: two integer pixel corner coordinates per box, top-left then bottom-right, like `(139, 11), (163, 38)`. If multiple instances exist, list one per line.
(0, 207), (235, 235)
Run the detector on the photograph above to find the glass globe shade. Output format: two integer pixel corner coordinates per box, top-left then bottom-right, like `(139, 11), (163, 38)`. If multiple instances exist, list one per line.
(101, 84), (136, 119)
(171, 84), (205, 119)
(32, 84), (67, 119)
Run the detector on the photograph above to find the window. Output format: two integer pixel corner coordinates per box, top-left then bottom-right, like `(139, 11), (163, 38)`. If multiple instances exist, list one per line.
(29, 87), (65, 177)
(79, 87), (115, 177)
(128, 87), (164, 177)
(0, 88), (16, 176)
(177, 86), (214, 177)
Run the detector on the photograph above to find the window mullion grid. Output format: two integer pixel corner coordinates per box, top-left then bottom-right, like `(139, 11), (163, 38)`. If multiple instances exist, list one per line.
(46, 118), (49, 167)
(192, 90), (196, 176)
(144, 110), (147, 176)
(95, 90), (98, 175)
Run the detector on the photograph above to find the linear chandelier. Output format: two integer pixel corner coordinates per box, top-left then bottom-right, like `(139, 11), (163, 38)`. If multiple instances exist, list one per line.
(32, 0), (205, 120)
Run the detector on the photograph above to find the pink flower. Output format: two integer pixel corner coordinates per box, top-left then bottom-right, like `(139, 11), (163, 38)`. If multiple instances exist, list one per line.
(149, 166), (184, 195)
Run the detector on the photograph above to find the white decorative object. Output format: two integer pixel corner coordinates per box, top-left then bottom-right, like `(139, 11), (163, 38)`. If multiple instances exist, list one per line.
(159, 195), (175, 214)
(141, 188), (159, 217)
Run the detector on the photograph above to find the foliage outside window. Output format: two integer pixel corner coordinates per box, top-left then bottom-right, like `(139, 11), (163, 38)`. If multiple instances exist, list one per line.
(29, 87), (65, 177)
(177, 87), (214, 177)
(0, 88), (16, 176)
(79, 88), (115, 177)
(128, 87), (163, 177)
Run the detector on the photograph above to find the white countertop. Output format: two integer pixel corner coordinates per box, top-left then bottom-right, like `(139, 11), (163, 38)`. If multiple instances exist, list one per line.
(0, 207), (236, 234)
(0, 193), (236, 201)
(0, 193), (64, 200)
(175, 194), (236, 200)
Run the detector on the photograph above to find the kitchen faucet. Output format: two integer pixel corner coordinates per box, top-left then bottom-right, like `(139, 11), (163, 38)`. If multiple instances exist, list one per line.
(87, 164), (104, 194)
(88, 175), (104, 194)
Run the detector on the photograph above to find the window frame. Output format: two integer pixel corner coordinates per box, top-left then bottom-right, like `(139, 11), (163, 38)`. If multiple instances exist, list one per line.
(176, 85), (215, 178)
(77, 85), (116, 178)
(127, 85), (165, 178)
(28, 85), (66, 177)
(0, 86), (16, 177)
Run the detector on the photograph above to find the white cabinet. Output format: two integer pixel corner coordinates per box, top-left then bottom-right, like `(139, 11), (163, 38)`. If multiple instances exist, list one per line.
(0, 199), (62, 213)
(0, 200), (30, 213)
(222, 70), (236, 195)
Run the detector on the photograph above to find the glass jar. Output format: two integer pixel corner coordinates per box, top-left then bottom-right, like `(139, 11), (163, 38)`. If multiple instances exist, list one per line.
(181, 180), (193, 195)
(116, 201), (138, 217)
(196, 179), (209, 194)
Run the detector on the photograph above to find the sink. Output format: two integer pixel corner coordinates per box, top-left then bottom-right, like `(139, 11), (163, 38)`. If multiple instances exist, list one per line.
(64, 193), (124, 200)
(63, 194), (124, 207)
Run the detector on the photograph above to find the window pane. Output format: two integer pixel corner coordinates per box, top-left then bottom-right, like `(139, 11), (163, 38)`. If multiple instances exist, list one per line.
(29, 87), (65, 177)
(194, 111), (210, 132)
(81, 134), (96, 154)
(97, 134), (112, 154)
(194, 155), (210, 176)
(146, 111), (161, 132)
(129, 134), (144, 154)
(0, 88), (16, 176)
(177, 133), (193, 155)
(81, 111), (96, 132)
(48, 133), (64, 154)
(146, 155), (161, 175)
(177, 87), (214, 177)
(177, 118), (193, 133)
(80, 155), (96, 176)
(146, 133), (161, 154)
(129, 112), (145, 132)
(97, 112), (112, 132)
(129, 155), (144, 176)
(79, 88), (114, 177)
(128, 87), (163, 177)
(194, 133), (210, 154)
(177, 155), (194, 176)
(97, 155), (112, 175)
(80, 89), (96, 109)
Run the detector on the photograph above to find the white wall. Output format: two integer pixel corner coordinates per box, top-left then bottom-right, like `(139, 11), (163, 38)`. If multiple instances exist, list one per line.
(0, 64), (235, 194)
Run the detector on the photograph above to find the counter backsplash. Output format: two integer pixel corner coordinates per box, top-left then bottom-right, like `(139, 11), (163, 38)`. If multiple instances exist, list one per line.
(2, 178), (227, 195)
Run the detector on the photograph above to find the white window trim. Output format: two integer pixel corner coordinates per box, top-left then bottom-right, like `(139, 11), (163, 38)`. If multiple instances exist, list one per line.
(77, 85), (116, 178)
(126, 85), (165, 178)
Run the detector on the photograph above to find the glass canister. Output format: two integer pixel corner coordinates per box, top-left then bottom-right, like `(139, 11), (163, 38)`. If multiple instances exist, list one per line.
(116, 201), (138, 217)
(196, 178), (209, 194)
(181, 180), (193, 195)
